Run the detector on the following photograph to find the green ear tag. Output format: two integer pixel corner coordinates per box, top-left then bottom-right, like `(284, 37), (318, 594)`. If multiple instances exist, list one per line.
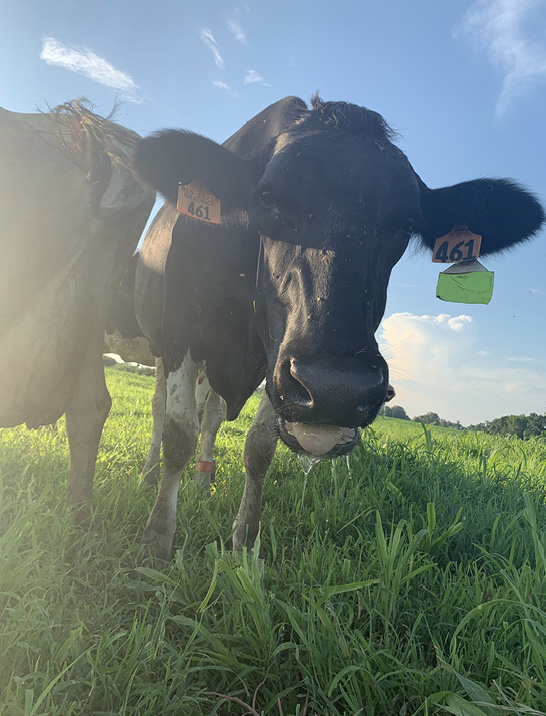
(436, 259), (494, 305)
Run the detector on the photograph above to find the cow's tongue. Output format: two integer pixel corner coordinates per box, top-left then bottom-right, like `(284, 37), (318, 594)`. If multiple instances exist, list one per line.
(288, 422), (343, 456)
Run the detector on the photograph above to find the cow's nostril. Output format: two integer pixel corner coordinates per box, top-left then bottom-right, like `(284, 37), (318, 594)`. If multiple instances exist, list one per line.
(288, 359), (313, 408)
(295, 391), (312, 408)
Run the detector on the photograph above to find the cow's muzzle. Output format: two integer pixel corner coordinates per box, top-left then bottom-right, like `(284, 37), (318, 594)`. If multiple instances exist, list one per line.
(271, 354), (389, 432)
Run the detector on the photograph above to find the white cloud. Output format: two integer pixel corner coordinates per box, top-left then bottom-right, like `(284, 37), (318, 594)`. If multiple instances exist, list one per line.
(506, 355), (536, 362)
(529, 287), (545, 295)
(455, 0), (546, 114)
(244, 69), (271, 86)
(213, 80), (238, 97)
(244, 69), (263, 84)
(379, 311), (546, 423)
(200, 28), (224, 68)
(40, 37), (141, 103)
(227, 19), (247, 45)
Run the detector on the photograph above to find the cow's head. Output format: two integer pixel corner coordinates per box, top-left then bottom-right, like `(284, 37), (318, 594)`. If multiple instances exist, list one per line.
(134, 96), (544, 458)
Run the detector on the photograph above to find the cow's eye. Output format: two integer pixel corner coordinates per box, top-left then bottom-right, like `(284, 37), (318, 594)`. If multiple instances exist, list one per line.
(257, 186), (287, 237)
(260, 190), (276, 210)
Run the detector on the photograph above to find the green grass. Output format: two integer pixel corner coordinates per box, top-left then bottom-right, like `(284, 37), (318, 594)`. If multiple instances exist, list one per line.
(1, 368), (546, 715)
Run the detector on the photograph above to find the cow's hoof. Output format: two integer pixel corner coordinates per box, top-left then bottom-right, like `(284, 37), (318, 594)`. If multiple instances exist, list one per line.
(231, 546), (265, 570)
(232, 527), (246, 554)
(139, 529), (172, 563)
(232, 533), (264, 559)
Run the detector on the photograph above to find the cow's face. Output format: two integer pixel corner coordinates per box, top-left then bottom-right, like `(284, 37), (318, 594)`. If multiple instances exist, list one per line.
(134, 96), (544, 458)
(253, 131), (422, 455)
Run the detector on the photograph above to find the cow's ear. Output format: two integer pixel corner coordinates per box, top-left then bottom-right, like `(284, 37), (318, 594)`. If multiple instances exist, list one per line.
(417, 178), (544, 256)
(133, 130), (260, 210)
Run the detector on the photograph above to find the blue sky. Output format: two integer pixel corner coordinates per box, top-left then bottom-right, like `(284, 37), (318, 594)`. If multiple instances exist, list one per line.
(2, 0), (546, 423)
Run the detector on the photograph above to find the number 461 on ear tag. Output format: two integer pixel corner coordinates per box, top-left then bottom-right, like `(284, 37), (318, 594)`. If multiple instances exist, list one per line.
(177, 182), (221, 224)
(432, 224), (482, 263)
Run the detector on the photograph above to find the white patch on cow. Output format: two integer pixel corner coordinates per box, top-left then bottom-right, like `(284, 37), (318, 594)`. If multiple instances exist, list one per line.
(165, 351), (199, 438)
(141, 357), (166, 480)
(104, 331), (155, 366)
(103, 352), (124, 364)
(195, 375), (210, 416)
(142, 352), (202, 557)
(198, 390), (225, 464)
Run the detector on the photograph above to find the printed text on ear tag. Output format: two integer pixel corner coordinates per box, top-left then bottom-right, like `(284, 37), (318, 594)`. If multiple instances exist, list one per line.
(432, 224), (482, 263)
(177, 182), (221, 224)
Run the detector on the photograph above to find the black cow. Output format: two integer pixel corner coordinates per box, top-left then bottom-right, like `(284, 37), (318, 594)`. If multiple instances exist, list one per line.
(134, 95), (544, 560)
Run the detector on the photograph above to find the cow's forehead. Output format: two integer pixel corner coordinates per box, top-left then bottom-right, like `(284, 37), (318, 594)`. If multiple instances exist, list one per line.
(268, 130), (411, 182)
(262, 130), (420, 220)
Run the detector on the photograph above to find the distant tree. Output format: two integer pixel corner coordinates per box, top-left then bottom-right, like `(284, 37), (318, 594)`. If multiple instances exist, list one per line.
(413, 411), (440, 425)
(467, 421), (488, 432)
(384, 404), (410, 420)
(437, 418), (463, 430)
(486, 412), (546, 439)
(524, 412), (546, 438)
(407, 409), (546, 437)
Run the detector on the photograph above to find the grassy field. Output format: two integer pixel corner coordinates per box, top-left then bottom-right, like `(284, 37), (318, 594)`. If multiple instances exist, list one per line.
(1, 368), (546, 715)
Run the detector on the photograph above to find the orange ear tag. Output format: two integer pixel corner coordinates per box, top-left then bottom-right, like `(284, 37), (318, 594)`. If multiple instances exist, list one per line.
(177, 182), (221, 224)
(432, 224), (482, 263)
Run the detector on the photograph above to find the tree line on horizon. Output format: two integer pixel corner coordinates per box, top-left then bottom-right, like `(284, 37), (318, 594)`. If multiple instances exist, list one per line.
(382, 404), (546, 440)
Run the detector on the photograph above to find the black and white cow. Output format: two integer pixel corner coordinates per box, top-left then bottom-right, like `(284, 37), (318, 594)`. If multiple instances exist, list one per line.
(134, 95), (544, 560)
(104, 254), (225, 486)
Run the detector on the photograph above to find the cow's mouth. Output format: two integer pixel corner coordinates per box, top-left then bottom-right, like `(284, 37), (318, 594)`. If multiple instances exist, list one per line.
(278, 418), (360, 457)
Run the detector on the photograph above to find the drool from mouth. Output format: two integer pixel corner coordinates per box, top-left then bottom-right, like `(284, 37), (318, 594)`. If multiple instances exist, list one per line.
(279, 419), (360, 457)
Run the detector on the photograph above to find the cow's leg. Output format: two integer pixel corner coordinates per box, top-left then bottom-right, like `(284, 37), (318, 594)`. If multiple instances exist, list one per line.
(141, 357), (166, 485)
(194, 389), (225, 488)
(141, 350), (198, 561)
(65, 343), (111, 524)
(195, 374), (210, 424)
(232, 393), (278, 553)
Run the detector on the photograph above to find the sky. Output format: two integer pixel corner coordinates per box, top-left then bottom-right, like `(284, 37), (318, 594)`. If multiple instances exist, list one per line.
(1, 0), (546, 424)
